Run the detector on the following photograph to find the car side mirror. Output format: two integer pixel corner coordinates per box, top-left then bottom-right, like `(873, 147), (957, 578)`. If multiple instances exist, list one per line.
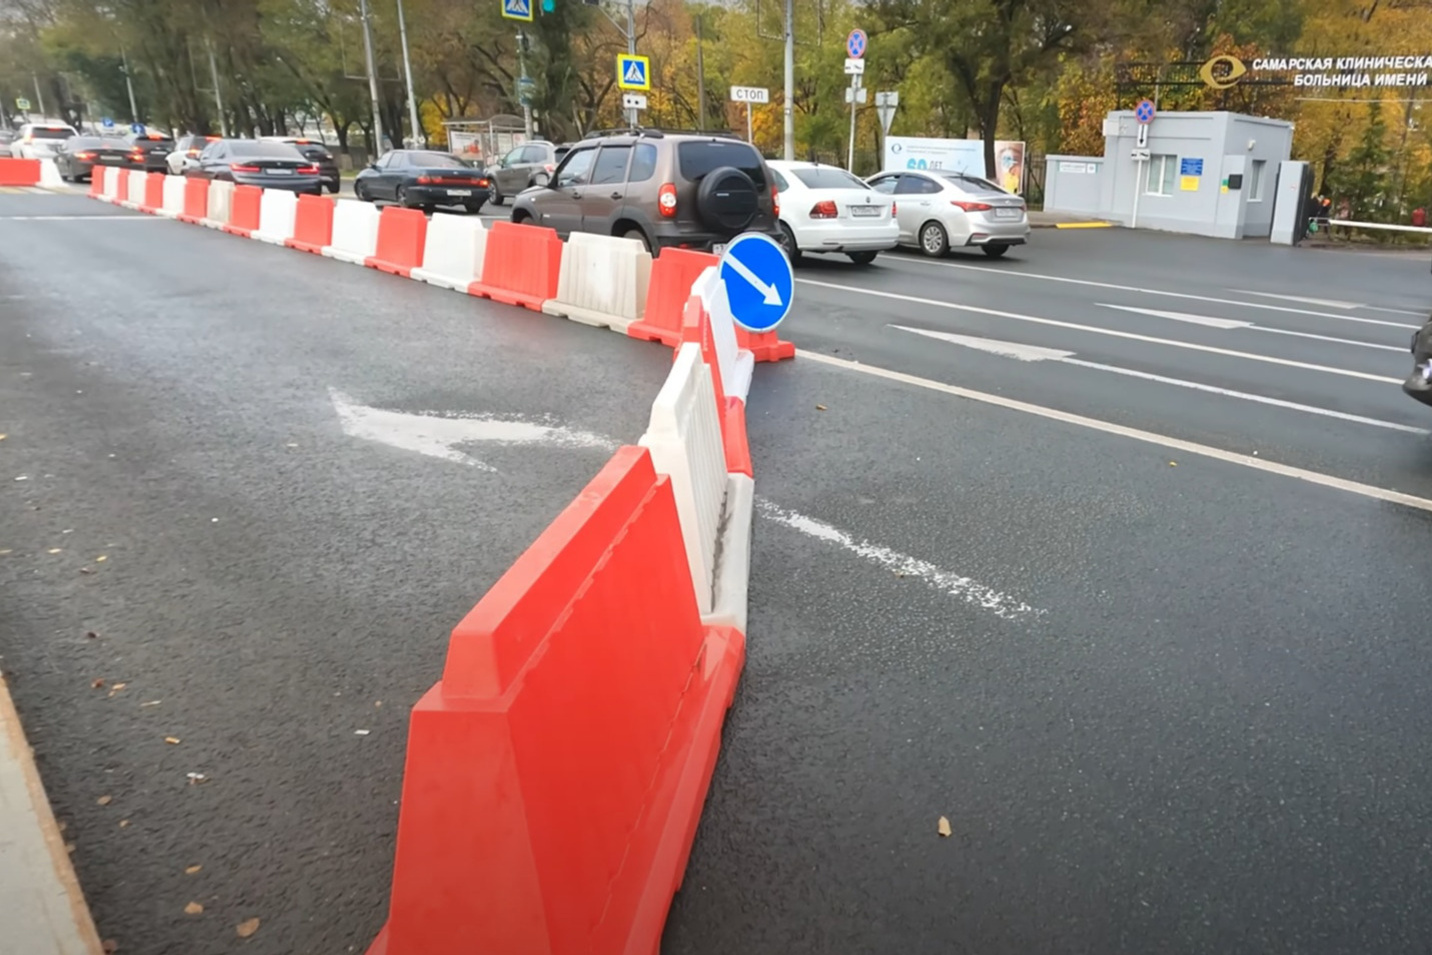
(531, 171), (551, 187)
(368, 162), (379, 171)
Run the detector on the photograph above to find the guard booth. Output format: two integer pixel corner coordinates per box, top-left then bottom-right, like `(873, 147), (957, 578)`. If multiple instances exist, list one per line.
(1043, 110), (1294, 239)
(442, 115), (528, 165)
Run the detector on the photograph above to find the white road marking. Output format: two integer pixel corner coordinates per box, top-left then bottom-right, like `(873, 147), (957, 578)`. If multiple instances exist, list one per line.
(800, 278), (1402, 384)
(1098, 303), (1405, 352)
(330, 389), (616, 471)
(1228, 290), (1361, 309)
(896, 259), (1419, 330)
(891, 325), (1428, 435)
(0, 214), (161, 221)
(755, 498), (1044, 620)
(800, 350), (1432, 513)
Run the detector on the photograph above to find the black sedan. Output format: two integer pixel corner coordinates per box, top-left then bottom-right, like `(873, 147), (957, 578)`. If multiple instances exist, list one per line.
(354, 150), (488, 213)
(55, 135), (132, 182)
(185, 139), (323, 194)
(125, 131), (174, 171)
(267, 137), (341, 194)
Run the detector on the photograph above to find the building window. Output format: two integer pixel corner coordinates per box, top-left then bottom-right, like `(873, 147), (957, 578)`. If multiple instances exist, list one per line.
(1145, 154), (1177, 196)
(1249, 160), (1266, 201)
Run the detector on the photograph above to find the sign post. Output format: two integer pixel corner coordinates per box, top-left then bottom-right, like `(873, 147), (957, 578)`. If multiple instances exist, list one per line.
(1131, 99), (1156, 229)
(730, 86), (769, 144)
(845, 29), (867, 172)
(617, 53), (650, 128)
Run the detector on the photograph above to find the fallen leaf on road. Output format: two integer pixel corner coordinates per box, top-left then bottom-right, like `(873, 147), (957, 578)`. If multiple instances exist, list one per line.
(1169, 461), (1177, 467)
(185, 865), (202, 875)
(80, 567), (93, 574)
(118, 820), (129, 828)
(101, 940), (118, 954)
(108, 683), (127, 697)
(96, 555), (107, 562)
(184, 902), (204, 915)
(47, 547), (62, 554)
(186, 772), (208, 785)
(285, 442), (299, 448)
(354, 729), (370, 736)
(236, 918), (261, 938)
(375, 701), (382, 708)
(816, 404), (827, 411)
(14, 475), (28, 482)
(140, 700), (162, 707)
(937, 816), (952, 837)
(91, 678), (105, 689)
(85, 631), (98, 639)
(0, 434), (6, 440)
(164, 736), (181, 745)
(96, 795), (112, 806)
(0, 549), (11, 556)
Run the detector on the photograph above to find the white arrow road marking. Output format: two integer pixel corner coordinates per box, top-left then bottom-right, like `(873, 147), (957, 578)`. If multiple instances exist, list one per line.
(755, 497), (1044, 620)
(1228, 290), (1362, 309)
(799, 278), (1401, 384)
(724, 254), (783, 306)
(1097, 303), (1404, 352)
(889, 325), (1427, 435)
(330, 389), (616, 471)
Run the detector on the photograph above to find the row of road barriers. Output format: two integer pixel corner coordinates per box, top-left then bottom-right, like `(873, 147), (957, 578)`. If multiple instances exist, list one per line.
(88, 163), (790, 952)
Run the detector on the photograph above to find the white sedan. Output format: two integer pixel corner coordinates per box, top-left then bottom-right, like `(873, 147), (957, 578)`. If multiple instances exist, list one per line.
(10, 122), (77, 160)
(767, 160), (899, 265)
(867, 170), (1029, 258)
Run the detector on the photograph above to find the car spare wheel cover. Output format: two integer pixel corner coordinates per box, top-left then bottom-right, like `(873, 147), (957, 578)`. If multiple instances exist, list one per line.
(697, 165), (758, 232)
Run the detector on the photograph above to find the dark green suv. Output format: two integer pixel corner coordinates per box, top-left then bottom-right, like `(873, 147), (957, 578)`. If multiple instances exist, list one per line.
(509, 130), (784, 255)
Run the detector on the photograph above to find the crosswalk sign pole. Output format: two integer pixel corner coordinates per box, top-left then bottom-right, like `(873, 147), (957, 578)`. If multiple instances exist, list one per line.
(625, 0), (638, 127)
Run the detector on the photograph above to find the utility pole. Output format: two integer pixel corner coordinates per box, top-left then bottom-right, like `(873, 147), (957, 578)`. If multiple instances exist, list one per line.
(395, 0), (422, 147)
(782, 0), (793, 160)
(120, 45), (138, 124)
(358, 0), (385, 153)
(32, 74), (46, 119)
(695, 15), (705, 132)
(206, 39), (228, 136)
(517, 30), (533, 140)
(624, 0), (637, 127)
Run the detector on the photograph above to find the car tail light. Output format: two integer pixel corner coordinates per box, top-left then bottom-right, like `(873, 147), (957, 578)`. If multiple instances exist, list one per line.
(416, 175), (434, 184)
(809, 199), (838, 219)
(129, 150), (144, 160)
(297, 165), (320, 175)
(477, 178), (490, 188)
(891, 202), (897, 215)
(544, 163), (555, 174)
(229, 163), (261, 173)
(951, 200), (993, 212)
(658, 183), (678, 218)
(771, 184), (780, 217)
(75, 151), (94, 160)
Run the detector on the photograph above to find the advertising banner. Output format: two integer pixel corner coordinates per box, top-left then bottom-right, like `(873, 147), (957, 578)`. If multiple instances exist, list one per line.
(882, 137), (1027, 194)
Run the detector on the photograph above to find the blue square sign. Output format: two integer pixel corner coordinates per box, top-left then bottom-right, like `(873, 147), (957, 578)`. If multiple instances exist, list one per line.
(1180, 157), (1204, 177)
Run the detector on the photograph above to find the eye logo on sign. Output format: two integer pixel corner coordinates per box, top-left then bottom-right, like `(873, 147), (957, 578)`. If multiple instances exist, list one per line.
(617, 53), (650, 91)
(1199, 54), (1248, 89)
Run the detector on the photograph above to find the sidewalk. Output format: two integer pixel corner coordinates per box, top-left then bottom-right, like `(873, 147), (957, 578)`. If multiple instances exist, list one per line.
(1028, 210), (1114, 229)
(0, 673), (104, 955)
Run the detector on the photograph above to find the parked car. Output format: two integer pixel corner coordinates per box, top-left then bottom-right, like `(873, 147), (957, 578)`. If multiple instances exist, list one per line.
(866, 170), (1029, 258)
(487, 140), (559, 206)
(767, 160), (897, 265)
(10, 122), (77, 159)
(55, 135), (132, 182)
(185, 139), (323, 194)
(263, 137), (340, 193)
(353, 149), (489, 213)
(165, 133), (221, 176)
(125, 131), (175, 172)
(510, 130), (785, 256)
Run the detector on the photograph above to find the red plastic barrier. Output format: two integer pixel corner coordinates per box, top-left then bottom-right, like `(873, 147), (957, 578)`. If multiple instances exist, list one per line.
(680, 296), (753, 477)
(628, 248), (717, 345)
(0, 158), (40, 186)
(364, 206), (428, 277)
(736, 325), (796, 362)
(88, 171), (104, 198)
(286, 194), (335, 255)
(177, 177), (208, 224)
(141, 172), (164, 214)
(468, 220), (562, 311)
(114, 170), (129, 205)
(367, 445), (744, 955)
(223, 185), (262, 237)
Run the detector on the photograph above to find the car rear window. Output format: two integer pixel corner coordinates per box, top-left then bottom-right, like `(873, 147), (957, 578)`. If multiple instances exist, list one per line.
(69, 137), (103, 148)
(677, 141), (766, 188)
(940, 173), (1005, 193)
(33, 127), (74, 140)
(100, 138), (130, 149)
(792, 167), (868, 190)
(229, 141), (304, 159)
(406, 151), (466, 168)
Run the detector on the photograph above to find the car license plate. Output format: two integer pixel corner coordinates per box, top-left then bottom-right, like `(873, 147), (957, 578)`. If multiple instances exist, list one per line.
(993, 207), (1021, 219)
(269, 168), (291, 175)
(712, 242), (727, 256)
(447, 189), (471, 197)
(100, 156), (120, 163)
(850, 205), (881, 217)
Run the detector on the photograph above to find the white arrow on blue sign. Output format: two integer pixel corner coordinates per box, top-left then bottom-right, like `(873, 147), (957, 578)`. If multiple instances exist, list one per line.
(101, 117), (115, 128)
(718, 233), (794, 333)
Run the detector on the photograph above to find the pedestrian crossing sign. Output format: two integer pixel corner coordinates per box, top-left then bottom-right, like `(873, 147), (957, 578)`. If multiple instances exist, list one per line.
(501, 0), (533, 22)
(617, 54), (651, 91)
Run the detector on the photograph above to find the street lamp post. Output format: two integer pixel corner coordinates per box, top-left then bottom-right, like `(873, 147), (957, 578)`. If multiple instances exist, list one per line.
(395, 0), (423, 146)
(120, 45), (138, 124)
(358, 0), (385, 153)
(783, 0), (793, 160)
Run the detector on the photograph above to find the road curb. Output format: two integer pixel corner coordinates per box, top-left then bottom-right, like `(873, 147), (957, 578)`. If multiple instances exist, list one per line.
(0, 672), (105, 955)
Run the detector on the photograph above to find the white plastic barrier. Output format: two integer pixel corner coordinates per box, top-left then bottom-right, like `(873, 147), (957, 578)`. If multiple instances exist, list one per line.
(541, 232), (652, 332)
(201, 180), (234, 229)
(39, 159), (64, 188)
(123, 170), (148, 209)
(253, 188), (299, 245)
(159, 174), (186, 218)
(639, 344), (729, 615)
(100, 166), (119, 200)
(323, 200), (380, 264)
(411, 213), (487, 290)
(691, 266), (754, 405)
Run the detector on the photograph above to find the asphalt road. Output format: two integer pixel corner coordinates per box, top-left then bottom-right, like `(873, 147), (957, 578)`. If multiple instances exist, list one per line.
(7, 188), (1432, 954)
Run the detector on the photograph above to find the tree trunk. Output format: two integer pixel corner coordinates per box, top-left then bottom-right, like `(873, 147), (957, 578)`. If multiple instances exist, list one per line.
(979, 80), (1005, 179)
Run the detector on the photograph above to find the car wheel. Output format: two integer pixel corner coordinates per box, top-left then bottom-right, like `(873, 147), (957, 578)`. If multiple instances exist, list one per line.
(981, 244), (1010, 259)
(396, 185), (411, 208)
(847, 251), (878, 265)
(464, 201), (486, 215)
(919, 221), (949, 257)
(779, 223), (802, 265)
(489, 181), (504, 206)
(621, 227), (651, 254)
(354, 182), (371, 202)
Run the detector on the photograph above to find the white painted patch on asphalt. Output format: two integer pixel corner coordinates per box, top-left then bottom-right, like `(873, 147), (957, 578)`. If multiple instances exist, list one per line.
(1228, 290), (1361, 309)
(756, 497), (1044, 620)
(801, 349), (1432, 514)
(890, 326), (1073, 361)
(329, 388), (616, 471)
(1098, 303), (1250, 330)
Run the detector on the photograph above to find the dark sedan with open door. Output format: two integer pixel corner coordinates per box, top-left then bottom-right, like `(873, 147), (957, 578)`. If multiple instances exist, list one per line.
(55, 135), (132, 182)
(184, 139), (323, 194)
(353, 150), (489, 213)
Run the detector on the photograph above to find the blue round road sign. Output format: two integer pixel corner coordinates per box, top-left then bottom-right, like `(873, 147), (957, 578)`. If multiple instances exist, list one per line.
(101, 116), (115, 129)
(130, 122), (145, 135)
(1135, 99), (1156, 124)
(719, 233), (794, 333)
(846, 29), (867, 59)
